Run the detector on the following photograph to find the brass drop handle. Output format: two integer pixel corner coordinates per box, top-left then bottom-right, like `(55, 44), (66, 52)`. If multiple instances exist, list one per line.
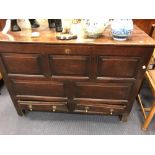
(52, 105), (56, 112)
(85, 106), (89, 113)
(65, 48), (71, 54)
(142, 65), (146, 70)
(110, 109), (113, 115)
(29, 104), (32, 111)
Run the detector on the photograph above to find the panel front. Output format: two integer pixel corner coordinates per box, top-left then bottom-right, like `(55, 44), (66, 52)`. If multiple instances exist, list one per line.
(12, 80), (65, 97)
(2, 53), (42, 75)
(75, 82), (133, 100)
(49, 55), (90, 77)
(97, 56), (141, 78)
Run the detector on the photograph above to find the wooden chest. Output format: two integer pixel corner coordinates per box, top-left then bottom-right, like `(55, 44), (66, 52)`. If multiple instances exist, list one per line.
(0, 24), (155, 121)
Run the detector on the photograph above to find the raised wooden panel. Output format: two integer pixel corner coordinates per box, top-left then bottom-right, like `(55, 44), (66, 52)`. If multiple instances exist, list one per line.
(49, 55), (90, 77)
(75, 82), (133, 100)
(12, 80), (65, 97)
(97, 56), (141, 78)
(2, 53), (42, 75)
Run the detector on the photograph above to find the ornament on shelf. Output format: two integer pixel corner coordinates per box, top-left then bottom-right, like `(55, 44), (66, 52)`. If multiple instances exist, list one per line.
(11, 19), (40, 32)
(111, 19), (133, 41)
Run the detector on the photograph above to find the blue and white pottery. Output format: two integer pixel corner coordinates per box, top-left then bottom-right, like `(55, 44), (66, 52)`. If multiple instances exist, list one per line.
(81, 19), (109, 38)
(111, 19), (133, 41)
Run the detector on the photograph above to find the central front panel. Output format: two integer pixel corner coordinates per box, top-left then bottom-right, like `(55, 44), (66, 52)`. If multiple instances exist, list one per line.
(49, 55), (90, 77)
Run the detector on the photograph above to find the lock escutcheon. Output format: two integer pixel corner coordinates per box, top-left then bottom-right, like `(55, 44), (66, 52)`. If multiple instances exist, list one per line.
(65, 48), (71, 54)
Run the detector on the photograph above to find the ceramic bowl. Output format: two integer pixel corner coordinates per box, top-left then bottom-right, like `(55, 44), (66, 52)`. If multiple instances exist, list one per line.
(81, 19), (109, 38)
(111, 19), (133, 41)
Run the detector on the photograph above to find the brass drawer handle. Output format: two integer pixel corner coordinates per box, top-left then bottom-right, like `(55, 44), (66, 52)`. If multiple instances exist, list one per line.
(110, 109), (114, 115)
(52, 105), (56, 112)
(65, 48), (71, 54)
(29, 104), (32, 111)
(85, 106), (89, 113)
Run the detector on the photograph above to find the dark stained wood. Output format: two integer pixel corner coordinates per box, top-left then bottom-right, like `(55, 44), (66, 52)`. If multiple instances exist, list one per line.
(0, 21), (155, 121)
(97, 56), (141, 78)
(75, 103), (126, 115)
(75, 82), (133, 100)
(19, 100), (68, 112)
(2, 53), (42, 75)
(16, 95), (67, 102)
(63, 81), (77, 112)
(50, 55), (90, 77)
(74, 98), (128, 105)
(40, 54), (51, 77)
(12, 79), (65, 97)
(0, 57), (23, 116)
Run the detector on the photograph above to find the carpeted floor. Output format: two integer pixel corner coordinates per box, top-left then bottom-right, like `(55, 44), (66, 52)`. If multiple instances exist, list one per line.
(0, 80), (155, 135)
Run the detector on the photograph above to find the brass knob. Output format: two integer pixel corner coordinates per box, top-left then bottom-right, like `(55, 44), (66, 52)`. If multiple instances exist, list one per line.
(65, 48), (71, 54)
(142, 65), (146, 70)
(110, 109), (113, 115)
(85, 106), (89, 113)
(52, 105), (56, 112)
(29, 104), (32, 111)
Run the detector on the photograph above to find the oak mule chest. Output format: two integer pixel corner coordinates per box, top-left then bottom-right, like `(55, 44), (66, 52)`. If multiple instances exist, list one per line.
(0, 24), (155, 121)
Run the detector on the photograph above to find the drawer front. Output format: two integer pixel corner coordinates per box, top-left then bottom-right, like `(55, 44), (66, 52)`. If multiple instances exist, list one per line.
(75, 82), (133, 101)
(74, 98), (128, 105)
(74, 102), (126, 115)
(97, 56), (141, 78)
(19, 100), (68, 112)
(49, 55), (90, 77)
(2, 53), (42, 75)
(12, 80), (65, 97)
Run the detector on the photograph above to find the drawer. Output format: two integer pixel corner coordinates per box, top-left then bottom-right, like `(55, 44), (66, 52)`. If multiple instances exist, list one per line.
(12, 79), (65, 97)
(74, 98), (128, 105)
(75, 82), (133, 101)
(18, 100), (68, 112)
(2, 53), (43, 75)
(74, 102), (126, 115)
(16, 95), (67, 102)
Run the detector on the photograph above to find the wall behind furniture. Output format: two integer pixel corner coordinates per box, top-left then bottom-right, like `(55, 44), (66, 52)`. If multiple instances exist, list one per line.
(133, 19), (155, 34)
(1, 19), (155, 34)
(0, 19), (6, 31)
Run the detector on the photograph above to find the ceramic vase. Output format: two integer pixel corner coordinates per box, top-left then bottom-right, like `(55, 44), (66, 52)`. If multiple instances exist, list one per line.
(111, 19), (133, 41)
(81, 19), (109, 38)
